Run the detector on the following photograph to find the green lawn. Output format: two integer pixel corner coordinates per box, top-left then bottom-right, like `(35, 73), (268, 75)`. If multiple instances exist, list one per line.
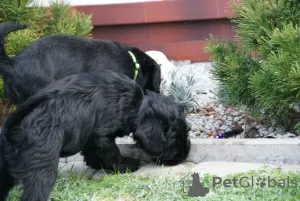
(7, 167), (300, 201)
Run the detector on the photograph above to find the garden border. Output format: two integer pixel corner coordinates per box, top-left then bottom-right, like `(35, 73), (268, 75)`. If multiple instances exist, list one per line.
(61, 138), (300, 167)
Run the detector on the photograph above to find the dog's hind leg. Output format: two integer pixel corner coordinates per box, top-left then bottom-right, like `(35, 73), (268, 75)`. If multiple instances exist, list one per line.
(0, 161), (15, 201)
(83, 135), (141, 173)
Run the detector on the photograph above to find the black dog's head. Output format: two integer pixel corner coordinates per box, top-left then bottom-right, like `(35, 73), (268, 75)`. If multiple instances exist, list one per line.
(133, 90), (191, 166)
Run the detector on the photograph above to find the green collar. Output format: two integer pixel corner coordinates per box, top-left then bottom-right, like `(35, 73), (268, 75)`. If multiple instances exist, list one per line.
(128, 51), (140, 80)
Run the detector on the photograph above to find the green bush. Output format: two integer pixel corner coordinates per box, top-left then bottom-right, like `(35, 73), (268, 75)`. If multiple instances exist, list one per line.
(0, 0), (93, 121)
(206, 0), (300, 133)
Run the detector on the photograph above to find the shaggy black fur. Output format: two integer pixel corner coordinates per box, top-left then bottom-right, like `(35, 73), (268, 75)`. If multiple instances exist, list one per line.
(134, 90), (191, 165)
(0, 70), (144, 201)
(0, 22), (161, 106)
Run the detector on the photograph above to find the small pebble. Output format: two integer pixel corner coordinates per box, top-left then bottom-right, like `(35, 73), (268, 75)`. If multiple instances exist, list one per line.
(238, 119), (245, 125)
(234, 116), (241, 123)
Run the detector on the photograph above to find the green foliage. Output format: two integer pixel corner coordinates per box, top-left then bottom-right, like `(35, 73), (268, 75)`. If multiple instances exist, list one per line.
(230, 0), (300, 57)
(0, 0), (93, 57)
(44, 0), (93, 36)
(0, 0), (48, 24)
(249, 23), (300, 127)
(206, 0), (300, 132)
(4, 28), (40, 56)
(0, 0), (93, 118)
(169, 73), (200, 113)
(206, 36), (261, 114)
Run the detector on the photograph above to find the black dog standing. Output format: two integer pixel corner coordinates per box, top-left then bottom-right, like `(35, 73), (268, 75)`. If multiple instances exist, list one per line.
(0, 22), (161, 106)
(0, 71), (144, 201)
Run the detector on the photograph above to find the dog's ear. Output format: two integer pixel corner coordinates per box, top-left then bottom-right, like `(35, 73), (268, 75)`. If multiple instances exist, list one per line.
(133, 117), (166, 157)
(145, 57), (161, 93)
(151, 62), (161, 93)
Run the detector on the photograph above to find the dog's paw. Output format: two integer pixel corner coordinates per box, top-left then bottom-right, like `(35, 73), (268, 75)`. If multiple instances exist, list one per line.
(118, 157), (141, 173)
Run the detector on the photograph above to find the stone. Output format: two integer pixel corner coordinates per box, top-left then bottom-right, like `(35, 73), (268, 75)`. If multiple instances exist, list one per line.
(200, 133), (208, 138)
(250, 122), (257, 127)
(187, 106), (194, 113)
(265, 133), (276, 138)
(244, 127), (260, 138)
(220, 125), (228, 131)
(231, 111), (239, 116)
(260, 130), (268, 137)
(189, 131), (201, 138)
(214, 124), (220, 130)
(225, 108), (232, 115)
(191, 124), (197, 132)
(215, 120), (223, 126)
(226, 120), (233, 126)
(58, 162), (90, 175)
(234, 116), (241, 123)
(196, 125), (204, 131)
(283, 132), (297, 138)
(204, 106), (215, 113)
(238, 119), (245, 125)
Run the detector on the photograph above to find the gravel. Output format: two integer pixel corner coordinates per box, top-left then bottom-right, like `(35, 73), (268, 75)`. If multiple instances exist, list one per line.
(170, 60), (299, 139)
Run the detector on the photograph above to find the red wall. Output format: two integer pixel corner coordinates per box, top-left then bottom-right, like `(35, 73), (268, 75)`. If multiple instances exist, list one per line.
(74, 0), (236, 62)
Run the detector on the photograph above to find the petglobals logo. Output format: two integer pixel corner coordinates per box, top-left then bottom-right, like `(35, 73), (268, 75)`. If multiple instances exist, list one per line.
(212, 176), (298, 188)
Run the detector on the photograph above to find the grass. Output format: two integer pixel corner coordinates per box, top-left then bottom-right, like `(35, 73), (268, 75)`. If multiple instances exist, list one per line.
(7, 167), (300, 201)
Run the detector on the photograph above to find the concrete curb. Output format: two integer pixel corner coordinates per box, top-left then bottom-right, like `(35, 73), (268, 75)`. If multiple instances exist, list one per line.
(116, 138), (300, 166)
(60, 138), (300, 167)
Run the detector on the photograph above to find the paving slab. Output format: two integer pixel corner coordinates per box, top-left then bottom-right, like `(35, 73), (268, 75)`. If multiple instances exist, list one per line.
(58, 160), (300, 180)
(133, 161), (276, 178)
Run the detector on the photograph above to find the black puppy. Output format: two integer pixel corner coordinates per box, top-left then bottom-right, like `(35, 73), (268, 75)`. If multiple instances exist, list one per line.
(83, 89), (192, 167)
(0, 22), (161, 106)
(0, 70), (144, 201)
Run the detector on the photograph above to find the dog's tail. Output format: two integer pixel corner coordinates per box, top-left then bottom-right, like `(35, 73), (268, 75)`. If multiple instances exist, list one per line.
(0, 21), (29, 75)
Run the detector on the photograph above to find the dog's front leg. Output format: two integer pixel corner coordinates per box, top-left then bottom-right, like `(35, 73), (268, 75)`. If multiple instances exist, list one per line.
(83, 136), (141, 173)
(19, 161), (59, 201)
(11, 149), (60, 201)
